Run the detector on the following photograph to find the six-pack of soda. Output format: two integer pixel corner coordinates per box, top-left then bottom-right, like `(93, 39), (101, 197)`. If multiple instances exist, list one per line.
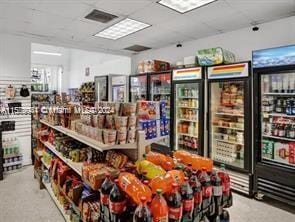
(93, 150), (232, 222)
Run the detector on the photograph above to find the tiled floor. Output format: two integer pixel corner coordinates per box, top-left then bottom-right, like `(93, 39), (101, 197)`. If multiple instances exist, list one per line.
(0, 166), (294, 222)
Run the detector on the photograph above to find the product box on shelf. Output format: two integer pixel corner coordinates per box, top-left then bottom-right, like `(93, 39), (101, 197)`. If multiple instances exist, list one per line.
(197, 47), (236, 66)
(137, 60), (170, 73)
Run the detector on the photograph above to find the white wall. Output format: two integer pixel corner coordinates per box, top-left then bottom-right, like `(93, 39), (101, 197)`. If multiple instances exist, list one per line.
(69, 49), (131, 88)
(0, 34), (32, 165)
(132, 16), (295, 72)
(31, 43), (71, 92)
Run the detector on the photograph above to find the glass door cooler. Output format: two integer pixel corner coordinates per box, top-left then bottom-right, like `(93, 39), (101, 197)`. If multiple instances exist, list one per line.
(129, 74), (148, 102)
(94, 75), (108, 102)
(149, 71), (172, 153)
(207, 62), (253, 196)
(253, 45), (295, 205)
(172, 67), (204, 155)
(109, 75), (128, 102)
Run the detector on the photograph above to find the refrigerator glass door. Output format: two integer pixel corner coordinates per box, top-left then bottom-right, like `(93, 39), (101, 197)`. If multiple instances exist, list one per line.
(175, 82), (200, 153)
(112, 85), (125, 102)
(95, 77), (108, 101)
(130, 75), (147, 102)
(260, 72), (295, 168)
(209, 80), (245, 169)
(150, 73), (171, 146)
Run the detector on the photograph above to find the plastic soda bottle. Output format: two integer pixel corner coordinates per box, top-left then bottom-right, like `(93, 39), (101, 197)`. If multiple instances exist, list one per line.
(209, 171), (223, 218)
(189, 171), (202, 222)
(180, 177), (194, 222)
(133, 196), (152, 222)
(118, 172), (152, 205)
(198, 168), (212, 215)
(109, 179), (127, 222)
(100, 173), (114, 222)
(151, 189), (168, 222)
(166, 183), (183, 222)
(217, 164), (232, 208)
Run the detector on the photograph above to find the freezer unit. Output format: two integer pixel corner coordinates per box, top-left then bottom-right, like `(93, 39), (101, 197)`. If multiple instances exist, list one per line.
(129, 74), (148, 102)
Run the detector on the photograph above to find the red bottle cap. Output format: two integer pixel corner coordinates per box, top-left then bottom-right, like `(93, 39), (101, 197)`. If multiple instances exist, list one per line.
(184, 177), (189, 181)
(140, 196), (147, 202)
(202, 167), (207, 171)
(114, 179), (119, 183)
(105, 172), (110, 177)
(172, 183), (178, 188)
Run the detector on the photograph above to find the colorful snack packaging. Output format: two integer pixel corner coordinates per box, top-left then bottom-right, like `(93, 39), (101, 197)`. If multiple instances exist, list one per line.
(127, 128), (137, 143)
(121, 103), (137, 116)
(114, 116), (128, 130)
(105, 115), (114, 129)
(97, 115), (105, 129)
(128, 115), (137, 128)
(117, 128), (127, 145)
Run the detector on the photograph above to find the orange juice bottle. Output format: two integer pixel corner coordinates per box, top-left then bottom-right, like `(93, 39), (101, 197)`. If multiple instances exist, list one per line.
(151, 189), (168, 222)
(145, 152), (175, 171)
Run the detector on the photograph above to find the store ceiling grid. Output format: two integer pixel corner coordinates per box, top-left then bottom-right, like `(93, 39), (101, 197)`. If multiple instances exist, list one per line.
(0, 0), (294, 54)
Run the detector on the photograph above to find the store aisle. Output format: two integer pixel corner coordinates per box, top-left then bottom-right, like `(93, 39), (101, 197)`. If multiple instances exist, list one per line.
(0, 166), (294, 222)
(0, 166), (63, 222)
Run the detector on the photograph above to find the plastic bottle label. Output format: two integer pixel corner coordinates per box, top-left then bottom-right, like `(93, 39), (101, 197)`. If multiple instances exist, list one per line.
(154, 216), (168, 222)
(168, 206), (183, 219)
(109, 200), (126, 214)
(213, 186), (223, 196)
(100, 193), (109, 206)
(194, 192), (202, 205)
(183, 199), (194, 211)
(202, 186), (212, 198)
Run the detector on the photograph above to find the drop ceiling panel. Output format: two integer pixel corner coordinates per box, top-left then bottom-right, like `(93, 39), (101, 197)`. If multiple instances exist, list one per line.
(95, 0), (152, 16)
(0, 4), (35, 22)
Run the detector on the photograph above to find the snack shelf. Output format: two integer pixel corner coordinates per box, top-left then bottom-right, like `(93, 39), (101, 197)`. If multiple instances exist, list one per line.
(263, 135), (295, 142)
(213, 125), (244, 131)
(178, 119), (198, 123)
(263, 92), (295, 96)
(41, 140), (82, 176)
(215, 139), (244, 146)
(41, 158), (50, 170)
(59, 185), (81, 216)
(215, 112), (244, 117)
(40, 120), (137, 152)
(43, 182), (71, 222)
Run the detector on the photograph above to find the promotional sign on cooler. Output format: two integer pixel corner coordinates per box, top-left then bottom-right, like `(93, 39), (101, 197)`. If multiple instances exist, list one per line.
(173, 67), (202, 81)
(207, 62), (249, 79)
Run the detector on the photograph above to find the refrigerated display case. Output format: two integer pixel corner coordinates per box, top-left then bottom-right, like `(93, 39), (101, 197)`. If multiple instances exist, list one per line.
(129, 74), (148, 102)
(172, 67), (204, 155)
(109, 75), (128, 102)
(207, 62), (253, 196)
(94, 76), (108, 102)
(149, 71), (172, 152)
(253, 45), (295, 205)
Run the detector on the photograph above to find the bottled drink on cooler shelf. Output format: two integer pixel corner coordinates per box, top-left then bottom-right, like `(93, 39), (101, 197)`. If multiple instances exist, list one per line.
(180, 177), (194, 222)
(151, 189), (169, 222)
(166, 183), (183, 222)
(118, 172), (152, 205)
(100, 173), (114, 222)
(133, 196), (152, 222)
(189, 171), (202, 222)
(198, 168), (213, 215)
(109, 179), (127, 222)
(217, 164), (232, 208)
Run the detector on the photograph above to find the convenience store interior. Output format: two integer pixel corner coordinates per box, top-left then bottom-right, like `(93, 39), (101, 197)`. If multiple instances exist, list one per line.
(1, 0), (295, 222)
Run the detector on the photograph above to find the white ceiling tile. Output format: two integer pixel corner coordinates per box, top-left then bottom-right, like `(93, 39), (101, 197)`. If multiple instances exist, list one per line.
(0, 4), (35, 22)
(95, 0), (152, 16)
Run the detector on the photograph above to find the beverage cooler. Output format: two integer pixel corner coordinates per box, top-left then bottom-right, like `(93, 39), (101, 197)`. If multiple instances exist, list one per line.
(149, 71), (172, 153)
(253, 45), (295, 205)
(207, 62), (253, 196)
(109, 75), (128, 102)
(129, 74), (148, 102)
(172, 67), (204, 155)
(94, 75), (108, 102)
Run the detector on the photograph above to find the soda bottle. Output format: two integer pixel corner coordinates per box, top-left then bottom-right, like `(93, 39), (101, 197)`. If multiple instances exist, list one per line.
(220, 210), (230, 222)
(133, 196), (152, 222)
(208, 171), (223, 220)
(151, 189), (168, 222)
(217, 164), (232, 208)
(184, 163), (193, 178)
(109, 179), (127, 222)
(180, 177), (194, 222)
(100, 172), (114, 222)
(189, 171), (202, 222)
(166, 183), (183, 222)
(198, 168), (212, 215)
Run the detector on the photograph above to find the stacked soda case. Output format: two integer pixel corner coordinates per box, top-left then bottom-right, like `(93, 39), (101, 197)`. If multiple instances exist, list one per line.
(93, 150), (232, 222)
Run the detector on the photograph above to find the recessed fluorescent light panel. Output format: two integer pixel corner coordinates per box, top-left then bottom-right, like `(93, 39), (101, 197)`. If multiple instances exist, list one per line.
(94, 18), (151, 40)
(33, 51), (62, 56)
(158, 0), (217, 13)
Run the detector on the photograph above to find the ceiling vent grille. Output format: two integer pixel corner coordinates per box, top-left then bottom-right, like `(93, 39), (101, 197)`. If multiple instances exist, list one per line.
(85, 9), (118, 23)
(124, 45), (151, 52)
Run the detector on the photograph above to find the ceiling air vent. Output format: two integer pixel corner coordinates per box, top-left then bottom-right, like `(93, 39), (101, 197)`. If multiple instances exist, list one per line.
(124, 45), (151, 52)
(85, 9), (118, 23)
